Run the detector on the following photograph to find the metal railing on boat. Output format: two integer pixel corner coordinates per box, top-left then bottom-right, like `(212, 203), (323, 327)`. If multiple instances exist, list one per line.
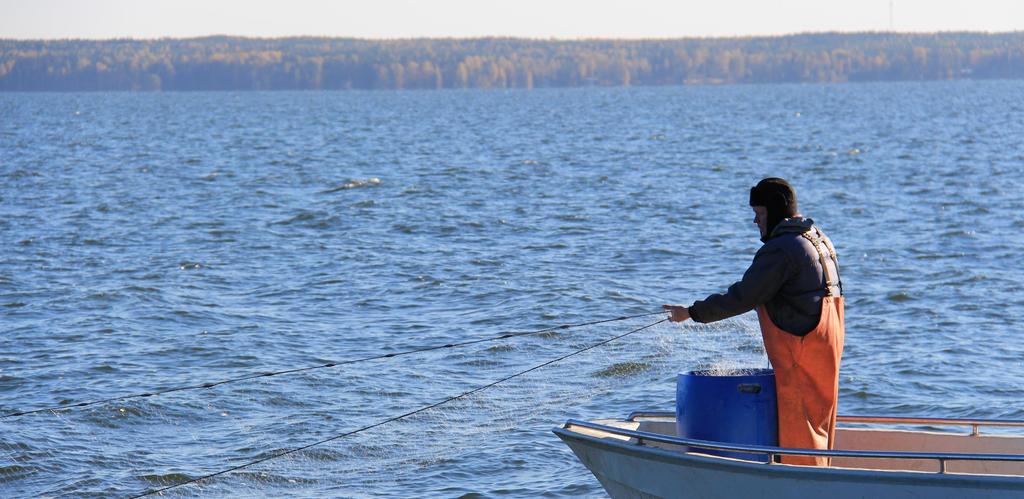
(626, 411), (1024, 436)
(563, 415), (1024, 474)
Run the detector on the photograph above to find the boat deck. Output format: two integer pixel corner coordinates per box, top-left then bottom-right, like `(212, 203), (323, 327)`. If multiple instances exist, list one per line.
(567, 412), (1024, 477)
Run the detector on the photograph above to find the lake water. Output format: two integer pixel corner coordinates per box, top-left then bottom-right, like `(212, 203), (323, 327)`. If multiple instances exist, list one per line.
(2, 81), (1024, 497)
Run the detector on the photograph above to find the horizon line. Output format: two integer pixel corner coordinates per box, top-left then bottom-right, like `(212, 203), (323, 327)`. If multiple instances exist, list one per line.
(4, 29), (1024, 43)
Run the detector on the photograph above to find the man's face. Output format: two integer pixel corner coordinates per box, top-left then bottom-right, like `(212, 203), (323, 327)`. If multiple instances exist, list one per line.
(752, 206), (768, 238)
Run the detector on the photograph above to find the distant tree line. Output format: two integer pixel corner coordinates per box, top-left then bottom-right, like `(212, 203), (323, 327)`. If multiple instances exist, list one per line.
(1, 33), (1023, 91)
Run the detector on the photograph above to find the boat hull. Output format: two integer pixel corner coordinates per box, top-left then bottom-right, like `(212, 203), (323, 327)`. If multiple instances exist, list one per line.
(555, 424), (1024, 499)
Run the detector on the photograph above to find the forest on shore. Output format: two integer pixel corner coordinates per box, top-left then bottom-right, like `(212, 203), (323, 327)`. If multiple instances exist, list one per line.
(2, 32), (1023, 91)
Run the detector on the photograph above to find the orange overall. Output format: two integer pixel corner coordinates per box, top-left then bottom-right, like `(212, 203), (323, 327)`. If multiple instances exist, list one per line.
(755, 228), (845, 466)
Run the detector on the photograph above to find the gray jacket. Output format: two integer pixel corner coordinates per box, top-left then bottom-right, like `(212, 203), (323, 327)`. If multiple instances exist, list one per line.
(688, 218), (841, 336)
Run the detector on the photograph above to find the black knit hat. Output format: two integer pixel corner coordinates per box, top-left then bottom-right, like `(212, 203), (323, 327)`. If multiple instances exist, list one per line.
(749, 178), (798, 238)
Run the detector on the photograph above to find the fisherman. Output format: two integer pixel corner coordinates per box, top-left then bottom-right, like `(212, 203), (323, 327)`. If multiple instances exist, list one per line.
(663, 177), (844, 466)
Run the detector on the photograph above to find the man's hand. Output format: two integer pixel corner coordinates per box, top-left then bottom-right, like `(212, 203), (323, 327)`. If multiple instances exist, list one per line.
(662, 304), (691, 323)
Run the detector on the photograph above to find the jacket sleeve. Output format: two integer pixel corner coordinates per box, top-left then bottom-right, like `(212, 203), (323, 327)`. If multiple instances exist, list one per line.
(688, 243), (793, 324)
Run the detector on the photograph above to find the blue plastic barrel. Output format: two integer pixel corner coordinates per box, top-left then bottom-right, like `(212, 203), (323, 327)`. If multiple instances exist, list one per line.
(675, 368), (778, 462)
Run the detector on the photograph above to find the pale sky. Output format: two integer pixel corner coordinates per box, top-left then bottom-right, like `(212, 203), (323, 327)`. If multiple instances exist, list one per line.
(2, 0), (1023, 40)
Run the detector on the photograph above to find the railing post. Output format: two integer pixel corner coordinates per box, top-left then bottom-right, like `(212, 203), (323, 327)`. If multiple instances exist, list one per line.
(939, 458), (946, 474)
(971, 424), (979, 436)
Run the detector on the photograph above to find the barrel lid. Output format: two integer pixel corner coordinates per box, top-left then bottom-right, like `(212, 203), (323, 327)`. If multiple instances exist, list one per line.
(679, 368), (774, 377)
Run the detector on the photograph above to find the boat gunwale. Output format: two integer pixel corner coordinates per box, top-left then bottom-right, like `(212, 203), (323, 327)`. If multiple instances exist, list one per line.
(561, 417), (1024, 465)
(553, 425), (1024, 490)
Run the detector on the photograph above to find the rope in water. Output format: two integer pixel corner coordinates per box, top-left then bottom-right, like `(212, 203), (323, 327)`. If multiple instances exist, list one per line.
(2, 310), (666, 419)
(131, 317), (668, 498)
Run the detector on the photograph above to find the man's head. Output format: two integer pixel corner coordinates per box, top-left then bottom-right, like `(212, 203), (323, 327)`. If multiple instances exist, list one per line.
(749, 177), (798, 241)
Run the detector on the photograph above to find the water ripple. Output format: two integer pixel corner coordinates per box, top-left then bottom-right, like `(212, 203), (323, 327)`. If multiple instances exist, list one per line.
(2, 82), (1023, 497)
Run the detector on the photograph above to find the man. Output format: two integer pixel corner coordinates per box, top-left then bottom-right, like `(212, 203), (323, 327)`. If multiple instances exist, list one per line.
(663, 177), (844, 466)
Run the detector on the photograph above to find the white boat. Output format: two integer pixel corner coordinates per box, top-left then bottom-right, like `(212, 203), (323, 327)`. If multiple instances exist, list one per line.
(554, 411), (1024, 498)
